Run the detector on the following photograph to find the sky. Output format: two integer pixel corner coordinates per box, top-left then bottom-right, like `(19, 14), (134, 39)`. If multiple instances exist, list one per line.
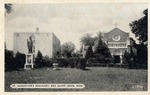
(5, 3), (147, 50)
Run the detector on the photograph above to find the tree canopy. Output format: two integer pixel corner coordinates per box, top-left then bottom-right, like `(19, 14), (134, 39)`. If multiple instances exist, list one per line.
(61, 42), (75, 58)
(5, 3), (13, 14)
(129, 9), (148, 45)
(80, 33), (96, 46)
(129, 9), (148, 68)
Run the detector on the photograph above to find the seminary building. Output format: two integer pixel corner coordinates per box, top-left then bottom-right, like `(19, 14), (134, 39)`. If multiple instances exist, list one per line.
(13, 29), (60, 58)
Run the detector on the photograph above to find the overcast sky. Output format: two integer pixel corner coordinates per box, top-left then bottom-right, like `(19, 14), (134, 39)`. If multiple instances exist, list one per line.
(5, 3), (147, 50)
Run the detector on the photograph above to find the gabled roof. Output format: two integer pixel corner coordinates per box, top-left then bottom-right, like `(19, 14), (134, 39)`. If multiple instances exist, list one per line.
(104, 27), (129, 42)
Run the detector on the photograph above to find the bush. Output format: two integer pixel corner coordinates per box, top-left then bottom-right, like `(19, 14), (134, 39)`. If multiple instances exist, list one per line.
(87, 58), (111, 67)
(78, 58), (86, 70)
(53, 57), (86, 70)
(92, 53), (113, 64)
(35, 50), (43, 68)
(5, 50), (26, 71)
(41, 55), (54, 67)
(15, 52), (26, 68)
(5, 49), (15, 70)
(55, 58), (69, 67)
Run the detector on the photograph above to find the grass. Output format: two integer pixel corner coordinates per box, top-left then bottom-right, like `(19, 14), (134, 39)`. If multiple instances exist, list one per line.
(5, 67), (147, 92)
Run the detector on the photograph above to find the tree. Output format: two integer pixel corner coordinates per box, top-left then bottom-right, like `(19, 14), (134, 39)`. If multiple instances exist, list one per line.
(129, 9), (148, 68)
(85, 45), (93, 59)
(35, 50), (43, 68)
(5, 3), (13, 15)
(61, 42), (75, 58)
(5, 48), (14, 70)
(15, 51), (26, 68)
(129, 9), (148, 45)
(93, 32), (112, 63)
(80, 33), (96, 46)
(136, 44), (147, 68)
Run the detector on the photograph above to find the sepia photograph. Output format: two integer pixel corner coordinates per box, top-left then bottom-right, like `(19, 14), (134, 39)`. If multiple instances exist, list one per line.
(4, 2), (148, 92)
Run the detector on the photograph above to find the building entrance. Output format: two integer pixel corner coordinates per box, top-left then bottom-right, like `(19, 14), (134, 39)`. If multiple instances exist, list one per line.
(114, 55), (120, 63)
(113, 49), (122, 64)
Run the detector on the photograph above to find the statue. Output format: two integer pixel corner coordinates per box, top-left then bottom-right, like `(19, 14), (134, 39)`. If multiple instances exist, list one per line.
(27, 34), (35, 53)
(25, 34), (35, 69)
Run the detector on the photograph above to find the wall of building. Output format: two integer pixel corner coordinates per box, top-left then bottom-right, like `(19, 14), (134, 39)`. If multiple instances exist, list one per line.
(13, 32), (60, 58)
(34, 33), (53, 57)
(52, 33), (61, 58)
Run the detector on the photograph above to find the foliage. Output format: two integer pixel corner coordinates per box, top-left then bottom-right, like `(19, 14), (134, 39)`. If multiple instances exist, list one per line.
(72, 51), (83, 57)
(15, 51), (26, 68)
(5, 49), (15, 70)
(129, 9), (148, 45)
(92, 34), (113, 64)
(136, 44), (147, 69)
(55, 58), (69, 67)
(61, 42), (75, 58)
(80, 33), (96, 46)
(53, 57), (86, 70)
(129, 9), (148, 69)
(123, 51), (132, 68)
(35, 50), (43, 68)
(87, 57), (112, 67)
(5, 3), (13, 14)
(41, 55), (54, 67)
(78, 58), (86, 70)
(122, 49), (147, 69)
(85, 45), (93, 59)
(5, 48), (26, 70)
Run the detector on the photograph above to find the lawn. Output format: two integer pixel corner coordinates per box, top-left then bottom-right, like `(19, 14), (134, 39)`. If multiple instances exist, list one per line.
(5, 67), (147, 92)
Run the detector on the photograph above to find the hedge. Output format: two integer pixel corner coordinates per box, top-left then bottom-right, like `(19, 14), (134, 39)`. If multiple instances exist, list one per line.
(55, 57), (86, 70)
(87, 58), (112, 67)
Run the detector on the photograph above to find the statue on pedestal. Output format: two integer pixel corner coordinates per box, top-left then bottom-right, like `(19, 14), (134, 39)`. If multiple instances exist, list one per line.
(25, 34), (35, 69)
(27, 34), (35, 53)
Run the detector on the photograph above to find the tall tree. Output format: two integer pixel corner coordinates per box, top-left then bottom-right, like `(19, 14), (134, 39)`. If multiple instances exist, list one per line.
(5, 3), (13, 15)
(35, 50), (43, 68)
(93, 32), (112, 63)
(129, 9), (148, 45)
(61, 42), (75, 58)
(85, 45), (93, 59)
(129, 9), (148, 68)
(80, 33), (96, 46)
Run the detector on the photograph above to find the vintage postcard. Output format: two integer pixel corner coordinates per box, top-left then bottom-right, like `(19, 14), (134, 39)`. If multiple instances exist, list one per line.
(1, 0), (149, 95)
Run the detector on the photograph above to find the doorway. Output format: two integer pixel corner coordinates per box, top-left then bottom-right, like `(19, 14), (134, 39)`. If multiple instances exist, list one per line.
(114, 55), (120, 63)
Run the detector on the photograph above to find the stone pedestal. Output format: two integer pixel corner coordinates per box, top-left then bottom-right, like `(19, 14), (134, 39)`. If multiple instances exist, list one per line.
(24, 53), (34, 69)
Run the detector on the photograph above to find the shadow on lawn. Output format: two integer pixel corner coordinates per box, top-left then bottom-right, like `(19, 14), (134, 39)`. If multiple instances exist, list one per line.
(83, 68), (90, 71)
(5, 68), (25, 72)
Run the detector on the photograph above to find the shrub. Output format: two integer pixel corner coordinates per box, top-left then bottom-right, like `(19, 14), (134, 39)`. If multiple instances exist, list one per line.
(78, 58), (86, 70)
(35, 50), (43, 68)
(53, 57), (86, 70)
(5, 50), (26, 70)
(5, 49), (15, 70)
(15, 51), (26, 68)
(41, 55), (53, 67)
(55, 58), (69, 67)
(87, 58), (111, 67)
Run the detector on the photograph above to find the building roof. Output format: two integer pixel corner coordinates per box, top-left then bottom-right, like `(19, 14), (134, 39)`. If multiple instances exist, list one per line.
(104, 27), (129, 42)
